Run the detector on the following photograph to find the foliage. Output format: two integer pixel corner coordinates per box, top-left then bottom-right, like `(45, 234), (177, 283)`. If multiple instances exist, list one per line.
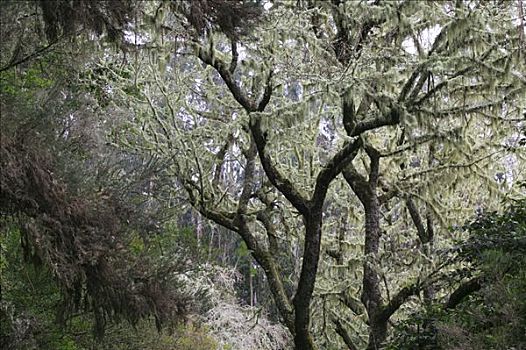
(39, 0), (133, 43)
(460, 194), (526, 260)
(36, 0), (263, 46)
(0, 125), (194, 337)
(172, 0), (263, 39)
(0, 11), (193, 340)
(389, 196), (526, 349)
(1, 1), (525, 349)
(0, 222), (222, 350)
(0, 225), (75, 350)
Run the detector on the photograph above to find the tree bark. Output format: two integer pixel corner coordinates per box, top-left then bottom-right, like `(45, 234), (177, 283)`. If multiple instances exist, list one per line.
(343, 150), (389, 350)
(363, 192), (388, 350)
(445, 277), (482, 310)
(292, 212), (323, 350)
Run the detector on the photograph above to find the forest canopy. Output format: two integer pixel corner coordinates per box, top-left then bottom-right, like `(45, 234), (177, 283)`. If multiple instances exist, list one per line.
(1, 1), (525, 349)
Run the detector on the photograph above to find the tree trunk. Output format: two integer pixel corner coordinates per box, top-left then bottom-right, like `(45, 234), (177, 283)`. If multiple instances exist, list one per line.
(292, 213), (323, 350)
(363, 194), (388, 350)
(367, 318), (388, 350)
(344, 155), (388, 349)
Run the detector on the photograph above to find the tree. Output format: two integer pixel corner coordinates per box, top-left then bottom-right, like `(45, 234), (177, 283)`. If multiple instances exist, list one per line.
(92, 1), (526, 349)
(3, 0), (525, 349)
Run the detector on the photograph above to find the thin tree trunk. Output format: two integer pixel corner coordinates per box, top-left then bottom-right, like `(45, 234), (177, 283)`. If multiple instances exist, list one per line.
(249, 268), (254, 307)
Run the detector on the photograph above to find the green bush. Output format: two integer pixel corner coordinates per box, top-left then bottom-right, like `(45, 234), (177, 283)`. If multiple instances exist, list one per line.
(389, 197), (526, 350)
(1, 224), (219, 350)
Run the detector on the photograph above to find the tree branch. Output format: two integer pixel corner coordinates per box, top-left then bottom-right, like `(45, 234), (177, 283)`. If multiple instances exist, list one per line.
(230, 144), (295, 331)
(197, 46), (257, 112)
(405, 196), (430, 244)
(444, 277), (482, 310)
(400, 151), (500, 182)
(197, 44), (274, 113)
(379, 128), (461, 158)
(311, 138), (362, 208)
(342, 97), (356, 136)
(342, 163), (370, 205)
(249, 114), (310, 215)
(237, 138), (257, 215)
(258, 70), (273, 112)
(256, 208), (279, 257)
(379, 284), (419, 322)
(236, 214), (296, 332)
(182, 179), (238, 232)
(229, 39), (238, 74)
(349, 105), (401, 137)
(364, 143), (380, 186)
(330, 0), (382, 65)
(0, 41), (57, 73)
(334, 319), (360, 350)
(212, 133), (235, 187)
(340, 292), (367, 317)
(413, 86), (526, 117)
(399, 24), (447, 102)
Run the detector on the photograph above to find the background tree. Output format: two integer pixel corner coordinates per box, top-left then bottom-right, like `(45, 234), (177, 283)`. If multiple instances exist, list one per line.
(105, 1), (525, 349)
